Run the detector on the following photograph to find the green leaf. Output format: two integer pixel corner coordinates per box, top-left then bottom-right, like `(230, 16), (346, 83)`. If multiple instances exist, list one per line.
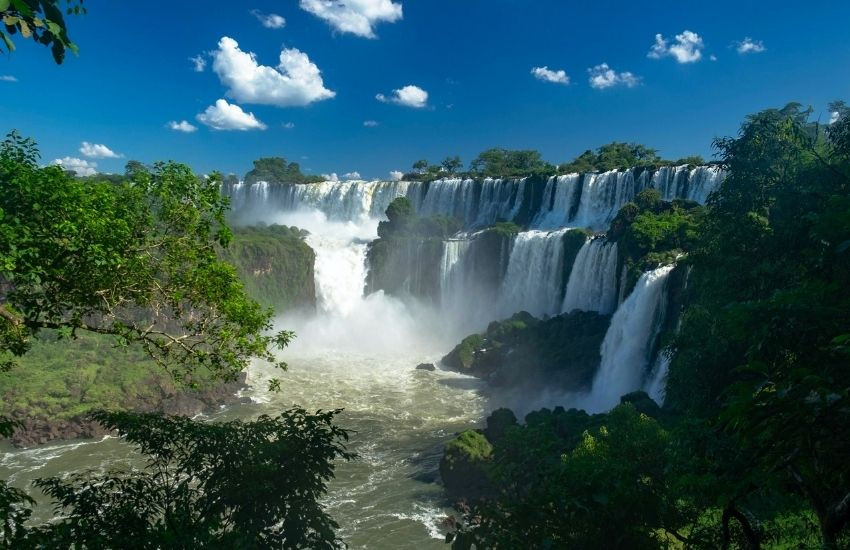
(0, 30), (14, 52)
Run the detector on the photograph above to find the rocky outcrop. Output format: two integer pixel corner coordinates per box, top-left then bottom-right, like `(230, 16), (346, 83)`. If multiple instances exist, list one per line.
(441, 310), (611, 391)
(7, 373), (248, 448)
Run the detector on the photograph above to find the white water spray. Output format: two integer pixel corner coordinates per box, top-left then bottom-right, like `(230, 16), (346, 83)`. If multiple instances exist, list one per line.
(561, 238), (619, 314)
(585, 265), (674, 411)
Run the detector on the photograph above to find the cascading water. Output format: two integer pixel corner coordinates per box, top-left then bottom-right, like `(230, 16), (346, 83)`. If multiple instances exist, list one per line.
(570, 170), (638, 230)
(561, 238), (619, 314)
(644, 351), (671, 404)
(585, 264), (674, 412)
(224, 166), (723, 232)
(498, 229), (568, 318)
(532, 174), (580, 229)
(223, 180), (411, 224)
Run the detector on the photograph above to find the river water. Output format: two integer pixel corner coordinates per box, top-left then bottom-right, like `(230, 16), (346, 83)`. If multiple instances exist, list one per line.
(0, 210), (491, 548)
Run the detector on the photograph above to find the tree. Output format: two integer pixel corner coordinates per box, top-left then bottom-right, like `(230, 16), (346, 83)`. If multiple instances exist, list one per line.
(558, 142), (663, 173)
(0, 0), (85, 64)
(449, 403), (683, 550)
(412, 159), (428, 174)
(0, 132), (290, 383)
(666, 102), (850, 548)
(469, 148), (553, 178)
(441, 156), (463, 174)
(23, 409), (352, 548)
(244, 157), (323, 185)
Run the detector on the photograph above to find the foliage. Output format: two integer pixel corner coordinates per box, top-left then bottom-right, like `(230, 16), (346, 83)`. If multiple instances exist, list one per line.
(448, 403), (681, 550)
(19, 409), (353, 548)
(558, 142), (663, 173)
(469, 148), (555, 178)
(441, 156), (463, 174)
(665, 101), (850, 547)
(0, 132), (291, 384)
(219, 224), (316, 311)
(0, 0), (84, 64)
(243, 157), (323, 185)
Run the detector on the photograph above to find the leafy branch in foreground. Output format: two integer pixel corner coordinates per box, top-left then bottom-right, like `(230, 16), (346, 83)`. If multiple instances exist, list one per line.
(17, 409), (353, 548)
(0, 131), (291, 385)
(0, 0), (85, 64)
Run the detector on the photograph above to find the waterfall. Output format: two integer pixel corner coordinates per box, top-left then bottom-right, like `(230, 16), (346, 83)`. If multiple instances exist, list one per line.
(222, 180), (411, 223)
(650, 165), (690, 201)
(498, 229), (569, 318)
(561, 238), (619, 314)
(569, 170), (637, 230)
(531, 174), (581, 229)
(645, 351), (671, 404)
(222, 166), (724, 230)
(414, 178), (526, 228)
(306, 233), (368, 316)
(587, 264), (674, 411)
(440, 238), (473, 299)
(685, 166), (724, 203)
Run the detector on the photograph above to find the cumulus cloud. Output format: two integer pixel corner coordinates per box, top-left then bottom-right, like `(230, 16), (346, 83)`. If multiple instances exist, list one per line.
(389, 170), (404, 181)
(322, 172), (339, 182)
(80, 142), (122, 159)
(376, 85), (428, 108)
(168, 120), (198, 133)
(342, 171), (361, 180)
(830, 111), (841, 125)
(251, 9), (286, 29)
(0, 75), (17, 82)
(283, 122), (296, 129)
(299, 0), (402, 38)
(363, 120), (379, 127)
(531, 66), (570, 84)
(212, 36), (335, 107)
(735, 38), (766, 54)
(196, 99), (267, 131)
(587, 63), (640, 89)
(710, 54), (718, 61)
(190, 55), (206, 72)
(51, 157), (97, 176)
(648, 30), (704, 63)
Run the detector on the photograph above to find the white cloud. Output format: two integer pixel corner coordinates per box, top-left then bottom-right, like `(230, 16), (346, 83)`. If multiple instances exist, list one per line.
(0, 75), (17, 82)
(79, 142), (122, 159)
(376, 85), (428, 108)
(283, 122), (296, 129)
(299, 0), (402, 38)
(735, 37), (766, 54)
(830, 111), (841, 125)
(251, 9), (286, 29)
(647, 30), (704, 63)
(389, 170), (404, 181)
(190, 55), (206, 72)
(168, 120), (198, 133)
(531, 66), (570, 84)
(322, 172), (339, 182)
(196, 99), (267, 131)
(212, 36), (335, 107)
(587, 63), (640, 89)
(363, 120), (379, 127)
(51, 157), (97, 176)
(342, 171), (361, 180)
(710, 54), (718, 61)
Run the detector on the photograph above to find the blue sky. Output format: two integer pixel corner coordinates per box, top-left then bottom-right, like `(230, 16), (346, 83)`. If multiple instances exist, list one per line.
(1, 0), (848, 179)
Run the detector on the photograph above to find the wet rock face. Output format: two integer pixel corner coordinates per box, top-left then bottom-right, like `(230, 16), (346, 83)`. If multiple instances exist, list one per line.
(415, 363), (436, 371)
